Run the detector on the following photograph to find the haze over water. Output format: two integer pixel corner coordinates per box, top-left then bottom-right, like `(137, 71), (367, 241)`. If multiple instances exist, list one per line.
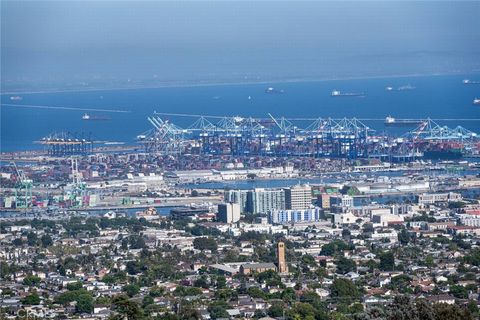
(2, 2), (480, 90)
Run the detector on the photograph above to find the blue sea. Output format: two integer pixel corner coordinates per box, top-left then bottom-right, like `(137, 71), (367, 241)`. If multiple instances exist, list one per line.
(1, 73), (480, 152)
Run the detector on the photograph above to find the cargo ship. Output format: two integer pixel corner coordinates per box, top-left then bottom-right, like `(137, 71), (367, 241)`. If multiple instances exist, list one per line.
(265, 87), (285, 94)
(385, 85), (415, 91)
(397, 84), (415, 91)
(82, 113), (110, 120)
(331, 90), (365, 97)
(384, 116), (425, 127)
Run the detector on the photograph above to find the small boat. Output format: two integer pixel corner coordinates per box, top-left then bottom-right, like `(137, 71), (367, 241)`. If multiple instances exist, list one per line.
(397, 84), (415, 91)
(474, 98), (480, 105)
(463, 79), (480, 84)
(331, 90), (365, 97)
(265, 87), (285, 94)
(9, 96), (23, 101)
(82, 113), (110, 120)
(385, 86), (394, 91)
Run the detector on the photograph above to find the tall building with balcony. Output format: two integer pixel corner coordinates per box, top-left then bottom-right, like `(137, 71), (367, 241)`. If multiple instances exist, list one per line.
(225, 188), (285, 214)
(249, 188), (286, 214)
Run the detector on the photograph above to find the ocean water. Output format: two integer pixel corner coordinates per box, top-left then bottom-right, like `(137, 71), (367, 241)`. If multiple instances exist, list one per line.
(1, 73), (480, 152)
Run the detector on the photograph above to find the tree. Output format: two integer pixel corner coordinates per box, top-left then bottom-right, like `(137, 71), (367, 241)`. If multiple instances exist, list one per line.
(449, 285), (468, 299)
(268, 302), (284, 317)
(193, 237), (218, 252)
(300, 291), (325, 311)
(67, 281), (83, 291)
(379, 251), (395, 271)
(193, 276), (209, 289)
(128, 235), (146, 249)
(149, 286), (165, 297)
(0, 261), (13, 279)
(390, 275), (412, 293)
(330, 278), (360, 303)
(466, 300), (479, 317)
(23, 275), (41, 286)
(111, 294), (144, 320)
(320, 240), (349, 256)
(255, 269), (282, 287)
(463, 248), (480, 266)
(215, 275), (226, 289)
(286, 302), (317, 320)
(336, 257), (356, 274)
(247, 287), (266, 299)
(424, 255), (434, 268)
(382, 296), (471, 320)
(173, 285), (202, 297)
(27, 232), (38, 246)
(22, 293), (40, 305)
(41, 234), (53, 247)
(126, 261), (145, 275)
(398, 229), (411, 245)
(76, 294), (94, 314)
(433, 303), (473, 320)
(282, 288), (296, 303)
(386, 296), (424, 320)
(354, 306), (385, 320)
(209, 303), (229, 320)
(142, 296), (154, 308)
(123, 284), (140, 297)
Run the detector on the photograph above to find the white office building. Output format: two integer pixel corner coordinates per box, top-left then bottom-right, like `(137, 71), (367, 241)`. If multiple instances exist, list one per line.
(270, 208), (322, 224)
(284, 185), (312, 210)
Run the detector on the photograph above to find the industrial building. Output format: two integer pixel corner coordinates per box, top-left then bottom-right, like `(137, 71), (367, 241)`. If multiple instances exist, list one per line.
(417, 192), (462, 205)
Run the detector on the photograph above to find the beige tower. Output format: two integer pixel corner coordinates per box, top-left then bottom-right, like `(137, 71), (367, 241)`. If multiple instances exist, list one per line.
(277, 241), (288, 273)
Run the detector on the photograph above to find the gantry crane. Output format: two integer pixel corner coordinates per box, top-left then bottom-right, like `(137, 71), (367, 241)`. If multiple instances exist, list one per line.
(63, 157), (88, 208)
(11, 162), (33, 209)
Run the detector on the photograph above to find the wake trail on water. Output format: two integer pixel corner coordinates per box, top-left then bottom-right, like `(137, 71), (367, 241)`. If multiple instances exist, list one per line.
(0, 103), (130, 113)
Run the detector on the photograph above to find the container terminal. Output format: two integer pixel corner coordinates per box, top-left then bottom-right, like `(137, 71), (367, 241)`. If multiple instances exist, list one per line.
(134, 112), (479, 161)
(2, 112), (480, 213)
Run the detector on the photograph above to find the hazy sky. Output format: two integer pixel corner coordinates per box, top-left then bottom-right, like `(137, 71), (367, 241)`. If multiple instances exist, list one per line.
(2, 1), (480, 84)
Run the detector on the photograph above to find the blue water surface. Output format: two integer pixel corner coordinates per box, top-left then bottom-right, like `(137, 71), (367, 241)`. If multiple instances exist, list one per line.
(2, 73), (480, 152)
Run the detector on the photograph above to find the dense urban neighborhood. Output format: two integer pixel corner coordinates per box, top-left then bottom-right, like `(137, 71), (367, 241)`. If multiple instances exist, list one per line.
(1, 155), (480, 319)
